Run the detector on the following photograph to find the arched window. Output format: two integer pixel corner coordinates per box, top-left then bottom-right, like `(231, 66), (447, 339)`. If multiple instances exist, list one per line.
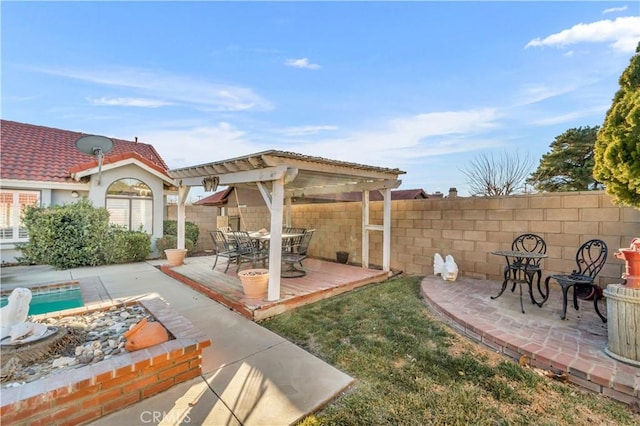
(106, 178), (153, 233)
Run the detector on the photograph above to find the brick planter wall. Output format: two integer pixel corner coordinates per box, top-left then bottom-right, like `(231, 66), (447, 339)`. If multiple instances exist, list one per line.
(0, 298), (211, 425)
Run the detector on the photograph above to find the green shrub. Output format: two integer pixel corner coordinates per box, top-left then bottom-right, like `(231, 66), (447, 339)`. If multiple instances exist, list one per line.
(104, 226), (152, 264)
(155, 235), (194, 258)
(18, 199), (152, 269)
(19, 199), (110, 269)
(163, 220), (200, 247)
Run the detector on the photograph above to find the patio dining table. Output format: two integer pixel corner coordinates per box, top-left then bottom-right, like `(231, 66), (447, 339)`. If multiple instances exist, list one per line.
(224, 231), (305, 275)
(247, 231), (304, 241)
(244, 231), (304, 250)
(222, 231), (304, 244)
(491, 250), (548, 314)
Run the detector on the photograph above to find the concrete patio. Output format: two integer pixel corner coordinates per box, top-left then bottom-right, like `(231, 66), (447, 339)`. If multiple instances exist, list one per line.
(0, 261), (354, 425)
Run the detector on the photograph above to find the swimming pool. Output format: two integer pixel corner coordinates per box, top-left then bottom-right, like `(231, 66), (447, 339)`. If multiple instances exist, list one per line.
(0, 284), (84, 315)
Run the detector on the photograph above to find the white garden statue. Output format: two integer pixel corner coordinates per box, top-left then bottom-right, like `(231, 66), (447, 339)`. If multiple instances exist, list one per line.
(0, 287), (47, 343)
(434, 253), (459, 282)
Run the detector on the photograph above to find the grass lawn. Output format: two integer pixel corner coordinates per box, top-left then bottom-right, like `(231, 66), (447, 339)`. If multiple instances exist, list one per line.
(263, 276), (639, 425)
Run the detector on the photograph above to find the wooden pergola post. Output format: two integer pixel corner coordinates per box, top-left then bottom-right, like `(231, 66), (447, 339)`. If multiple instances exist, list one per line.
(176, 183), (190, 250)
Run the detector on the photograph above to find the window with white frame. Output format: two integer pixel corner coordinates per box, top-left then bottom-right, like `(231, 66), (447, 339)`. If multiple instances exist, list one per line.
(0, 190), (41, 242)
(106, 178), (153, 233)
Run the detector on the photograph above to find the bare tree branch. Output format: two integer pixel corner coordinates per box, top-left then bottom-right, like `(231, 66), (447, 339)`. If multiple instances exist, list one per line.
(461, 151), (534, 196)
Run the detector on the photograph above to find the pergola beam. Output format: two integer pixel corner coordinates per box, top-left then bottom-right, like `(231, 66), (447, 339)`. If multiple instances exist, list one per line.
(286, 179), (401, 197)
(174, 166), (288, 186)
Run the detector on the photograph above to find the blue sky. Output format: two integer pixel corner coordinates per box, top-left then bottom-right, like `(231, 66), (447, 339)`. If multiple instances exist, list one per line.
(2, 1), (639, 200)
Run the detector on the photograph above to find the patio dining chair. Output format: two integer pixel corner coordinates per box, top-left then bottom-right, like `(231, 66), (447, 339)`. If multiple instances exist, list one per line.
(209, 231), (240, 273)
(232, 231), (269, 272)
(218, 226), (233, 233)
(282, 229), (315, 278)
(283, 227), (306, 234)
(282, 227), (306, 253)
(543, 239), (608, 323)
(507, 233), (547, 295)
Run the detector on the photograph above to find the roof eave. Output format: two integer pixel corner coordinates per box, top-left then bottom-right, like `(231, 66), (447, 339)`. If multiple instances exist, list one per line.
(70, 158), (176, 186)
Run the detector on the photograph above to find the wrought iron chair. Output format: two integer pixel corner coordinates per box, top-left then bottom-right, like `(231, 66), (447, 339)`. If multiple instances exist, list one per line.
(543, 239), (608, 323)
(283, 227), (306, 234)
(508, 233), (547, 296)
(209, 231), (240, 273)
(282, 227), (306, 253)
(218, 226), (233, 233)
(281, 229), (315, 278)
(232, 231), (269, 272)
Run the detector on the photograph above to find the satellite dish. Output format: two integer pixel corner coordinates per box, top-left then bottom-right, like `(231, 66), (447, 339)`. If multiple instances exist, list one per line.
(75, 135), (114, 186)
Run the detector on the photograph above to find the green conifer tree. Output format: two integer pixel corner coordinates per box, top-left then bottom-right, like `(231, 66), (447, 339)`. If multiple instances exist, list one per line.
(593, 42), (640, 207)
(528, 126), (601, 192)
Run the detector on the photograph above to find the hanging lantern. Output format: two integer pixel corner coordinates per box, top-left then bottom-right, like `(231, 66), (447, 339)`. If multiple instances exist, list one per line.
(202, 176), (219, 192)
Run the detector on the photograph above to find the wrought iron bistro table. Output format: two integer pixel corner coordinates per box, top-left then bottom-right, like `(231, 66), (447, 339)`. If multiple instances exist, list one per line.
(491, 250), (548, 314)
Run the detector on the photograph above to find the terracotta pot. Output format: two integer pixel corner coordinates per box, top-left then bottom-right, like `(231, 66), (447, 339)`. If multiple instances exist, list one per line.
(165, 248), (188, 266)
(238, 269), (269, 299)
(124, 318), (169, 351)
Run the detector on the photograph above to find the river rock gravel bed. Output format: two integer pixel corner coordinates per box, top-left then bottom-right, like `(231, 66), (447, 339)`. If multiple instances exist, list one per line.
(1, 304), (152, 388)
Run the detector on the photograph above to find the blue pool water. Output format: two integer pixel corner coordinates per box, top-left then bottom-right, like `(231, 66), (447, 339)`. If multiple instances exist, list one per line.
(0, 287), (84, 316)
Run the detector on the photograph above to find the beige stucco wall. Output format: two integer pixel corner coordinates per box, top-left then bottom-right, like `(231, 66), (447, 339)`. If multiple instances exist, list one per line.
(1, 164), (169, 264)
(169, 191), (638, 286)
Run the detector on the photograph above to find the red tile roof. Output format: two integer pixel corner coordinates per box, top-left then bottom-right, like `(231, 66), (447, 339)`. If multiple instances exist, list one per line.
(68, 151), (169, 178)
(194, 187), (234, 206)
(1, 119), (170, 183)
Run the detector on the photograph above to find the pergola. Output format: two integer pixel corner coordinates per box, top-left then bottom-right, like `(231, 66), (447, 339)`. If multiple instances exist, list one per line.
(168, 150), (405, 301)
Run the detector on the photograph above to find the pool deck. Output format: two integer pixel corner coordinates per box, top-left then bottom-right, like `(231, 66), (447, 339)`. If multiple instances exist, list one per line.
(0, 261), (355, 425)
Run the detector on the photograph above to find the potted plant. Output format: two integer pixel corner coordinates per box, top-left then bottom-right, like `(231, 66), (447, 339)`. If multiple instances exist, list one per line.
(237, 268), (269, 298)
(336, 251), (349, 264)
(164, 248), (188, 266)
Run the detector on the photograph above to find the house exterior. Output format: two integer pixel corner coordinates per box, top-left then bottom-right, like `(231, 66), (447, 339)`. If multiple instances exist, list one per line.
(0, 120), (176, 264)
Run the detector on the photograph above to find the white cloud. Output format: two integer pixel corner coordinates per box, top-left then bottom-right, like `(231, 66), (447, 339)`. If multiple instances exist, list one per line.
(528, 105), (609, 126)
(276, 125), (337, 136)
(284, 58), (321, 69)
(525, 16), (640, 53)
(514, 83), (579, 106)
(34, 65), (273, 112)
(137, 122), (260, 169)
(136, 108), (502, 176)
(294, 109), (503, 168)
(87, 97), (172, 108)
(603, 6), (627, 14)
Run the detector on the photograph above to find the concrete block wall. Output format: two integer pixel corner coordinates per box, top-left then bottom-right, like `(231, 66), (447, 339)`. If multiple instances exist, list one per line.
(171, 191), (638, 287)
(166, 204), (214, 252)
(291, 191), (636, 286)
